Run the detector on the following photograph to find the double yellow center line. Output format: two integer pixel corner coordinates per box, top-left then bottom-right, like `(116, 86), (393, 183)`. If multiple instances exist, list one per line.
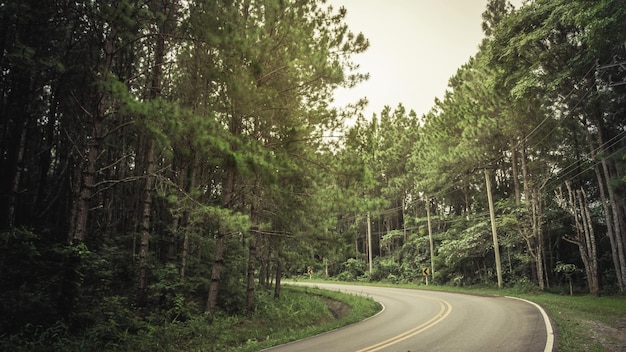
(356, 293), (453, 352)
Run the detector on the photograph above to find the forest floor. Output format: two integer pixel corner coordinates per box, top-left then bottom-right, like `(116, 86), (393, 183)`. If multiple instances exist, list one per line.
(588, 318), (626, 352)
(320, 296), (351, 319)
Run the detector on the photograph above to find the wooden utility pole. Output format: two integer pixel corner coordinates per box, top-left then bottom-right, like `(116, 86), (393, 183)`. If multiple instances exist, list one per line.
(484, 169), (503, 288)
(367, 213), (373, 274)
(425, 195), (435, 281)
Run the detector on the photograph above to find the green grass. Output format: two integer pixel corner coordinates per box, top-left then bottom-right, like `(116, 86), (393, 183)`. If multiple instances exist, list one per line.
(0, 284), (380, 352)
(206, 285), (381, 352)
(99, 285), (381, 352)
(516, 293), (626, 352)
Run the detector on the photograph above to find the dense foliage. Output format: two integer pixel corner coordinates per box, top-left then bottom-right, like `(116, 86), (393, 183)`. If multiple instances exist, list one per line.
(1, 0), (625, 349)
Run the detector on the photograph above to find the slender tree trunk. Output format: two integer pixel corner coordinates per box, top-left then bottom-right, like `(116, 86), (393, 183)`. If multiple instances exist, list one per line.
(138, 0), (171, 304)
(180, 159), (198, 280)
(246, 185), (260, 315)
(579, 188), (600, 296)
(167, 165), (187, 263)
(402, 197), (407, 242)
(72, 119), (102, 244)
(207, 230), (226, 315)
(70, 24), (115, 243)
(463, 184), (471, 217)
(510, 142), (521, 205)
(274, 254), (283, 299)
(533, 188), (545, 291)
(7, 113), (28, 228)
(206, 157), (236, 315)
(138, 140), (156, 306)
(355, 217), (359, 258)
(519, 138), (545, 289)
(592, 150), (624, 292)
(561, 181), (600, 296)
(258, 235), (269, 287)
(562, 183), (590, 288)
(246, 232), (257, 314)
(180, 226), (189, 279)
(600, 156), (626, 292)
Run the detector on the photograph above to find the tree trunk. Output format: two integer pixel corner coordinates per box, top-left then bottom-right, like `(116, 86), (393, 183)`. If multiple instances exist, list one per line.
(137, 140), (156, 307)
(561, 181), (600, 296)
(593, 151), (624, 292)
(533, 188), (545, 291)
(7, 112), (28, 228)
(463, 184), (471, 217)
(206, 158), (237, 315)
(519, 138), (545, 290)
(246, 188), (260, 315)
(274, 255), (283, 299)
(138, 0), (172, 304)
(600, 156), (626, 293)
(510, 141), (521, 205)
(70, 25), (116, 243)
(579, 188), (600, 296)
(402, 197), (407, 242)
(206, 230), (226, 315)
(246, 232), (257, 314)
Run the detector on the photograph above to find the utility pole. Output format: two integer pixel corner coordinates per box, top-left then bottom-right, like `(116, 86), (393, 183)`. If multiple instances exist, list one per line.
(367, 213), (373, 274)
(425, 195), (435, 282)
(484, 169), (503, 289)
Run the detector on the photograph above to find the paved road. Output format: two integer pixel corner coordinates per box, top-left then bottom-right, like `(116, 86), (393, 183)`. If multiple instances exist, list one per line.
(263, 283), (554, 352)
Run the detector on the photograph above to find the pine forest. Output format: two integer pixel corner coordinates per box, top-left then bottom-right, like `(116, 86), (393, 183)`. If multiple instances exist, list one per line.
(1, 0), (625, 350)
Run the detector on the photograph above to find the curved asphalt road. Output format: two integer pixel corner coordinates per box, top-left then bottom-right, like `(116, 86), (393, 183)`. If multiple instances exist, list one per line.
(263, 283), (554, 352)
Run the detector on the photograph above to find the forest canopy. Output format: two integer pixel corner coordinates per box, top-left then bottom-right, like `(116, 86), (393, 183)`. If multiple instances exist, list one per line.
(1, 0), (625, 350)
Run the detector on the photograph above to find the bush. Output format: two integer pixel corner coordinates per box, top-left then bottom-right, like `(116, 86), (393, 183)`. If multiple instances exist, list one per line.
(509, 276), (539, 294)
(335, 258), (366, 281)
(370, 258), (400, 282)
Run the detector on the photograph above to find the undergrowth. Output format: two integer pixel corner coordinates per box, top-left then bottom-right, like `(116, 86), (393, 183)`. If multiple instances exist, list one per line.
(0, 285), (380, 352)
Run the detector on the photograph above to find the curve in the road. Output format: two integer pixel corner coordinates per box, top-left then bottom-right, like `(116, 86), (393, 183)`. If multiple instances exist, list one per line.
(265, 283), (554, 352)
(506, 296), (555, 352)
(356, 291), (452, 352)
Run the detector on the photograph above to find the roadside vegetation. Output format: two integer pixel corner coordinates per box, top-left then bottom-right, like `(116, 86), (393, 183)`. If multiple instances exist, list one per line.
(0, 284), (380, 352)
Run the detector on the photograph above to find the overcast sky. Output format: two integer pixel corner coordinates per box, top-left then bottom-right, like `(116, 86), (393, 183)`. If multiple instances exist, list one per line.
(327, 0), (524, 120)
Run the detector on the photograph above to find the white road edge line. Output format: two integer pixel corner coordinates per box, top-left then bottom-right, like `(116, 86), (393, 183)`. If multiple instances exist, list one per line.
(260, 284), (387, 351)
(506, 296), (555, 352)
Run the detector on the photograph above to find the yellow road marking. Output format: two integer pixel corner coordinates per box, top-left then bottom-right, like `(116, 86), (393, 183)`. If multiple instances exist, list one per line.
(356, 293), (453, 352)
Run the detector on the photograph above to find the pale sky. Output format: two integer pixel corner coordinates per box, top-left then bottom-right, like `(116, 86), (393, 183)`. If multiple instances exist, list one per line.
(327, 0), (524, 120)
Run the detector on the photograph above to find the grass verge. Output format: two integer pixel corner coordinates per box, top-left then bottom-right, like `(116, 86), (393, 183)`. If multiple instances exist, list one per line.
(0, 284), (380, 352)
(517, 292), (626, 352)
(210, 285), (381, 352)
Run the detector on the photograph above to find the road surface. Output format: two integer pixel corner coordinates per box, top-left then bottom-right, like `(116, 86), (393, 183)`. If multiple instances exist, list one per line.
(263, 283), (554, 352)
